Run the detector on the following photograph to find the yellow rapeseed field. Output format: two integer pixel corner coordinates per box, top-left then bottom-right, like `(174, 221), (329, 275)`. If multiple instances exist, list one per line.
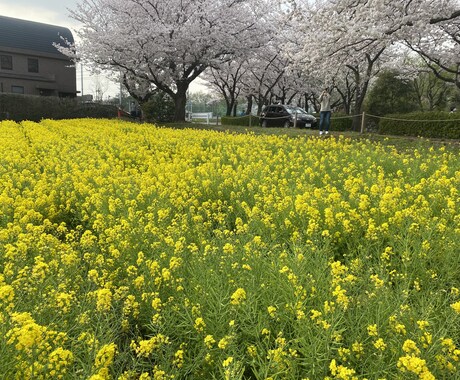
(0, 118), (459, 379)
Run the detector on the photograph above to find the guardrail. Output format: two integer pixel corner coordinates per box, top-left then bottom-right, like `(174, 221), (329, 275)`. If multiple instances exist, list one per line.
(189, 112), (214, 124)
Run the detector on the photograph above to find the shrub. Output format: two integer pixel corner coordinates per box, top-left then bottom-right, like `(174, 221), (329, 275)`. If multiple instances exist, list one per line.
(310, 113), (354, 131)
(330, 113), (354, 131)
(0, 93), (118, 121)
(221, 114), (354, 131)
(221, 115), (258, 127)
(141, 90), (175, 123)
(364, 69), (419, 116)
(378, 112), (460, 139)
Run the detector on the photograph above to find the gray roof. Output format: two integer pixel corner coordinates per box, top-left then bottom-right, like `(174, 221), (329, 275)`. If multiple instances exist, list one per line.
(0, 15), (74, 56)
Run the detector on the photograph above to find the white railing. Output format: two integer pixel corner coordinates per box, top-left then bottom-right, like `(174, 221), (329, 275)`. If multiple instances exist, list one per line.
(189, 112), (213, 124)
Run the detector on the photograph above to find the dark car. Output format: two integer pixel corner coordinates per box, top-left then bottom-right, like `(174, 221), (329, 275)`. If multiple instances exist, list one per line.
(259, 104), (317, 128)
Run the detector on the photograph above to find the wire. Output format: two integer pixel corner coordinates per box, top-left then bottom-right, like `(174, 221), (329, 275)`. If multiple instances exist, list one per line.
(366, 113), (460, 122)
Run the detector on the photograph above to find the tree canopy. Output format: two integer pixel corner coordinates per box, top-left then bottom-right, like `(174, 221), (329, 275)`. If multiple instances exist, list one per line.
(65, 0), (460, 120)
(67, 0), (273, 121)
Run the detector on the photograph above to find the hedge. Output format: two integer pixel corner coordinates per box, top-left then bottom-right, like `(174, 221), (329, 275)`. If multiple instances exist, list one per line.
(0, 93), (118, 122)
(221, 115), (258, 127)
(378, 112), (460, 139)
(221, 114), (354, 130)
(329, 114), (354, 131)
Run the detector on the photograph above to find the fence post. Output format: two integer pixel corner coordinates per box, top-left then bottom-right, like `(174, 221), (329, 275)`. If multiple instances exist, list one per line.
(249, 115), (252, 127)
(294, 112), (297, 128)
(360, 112), (366, 133)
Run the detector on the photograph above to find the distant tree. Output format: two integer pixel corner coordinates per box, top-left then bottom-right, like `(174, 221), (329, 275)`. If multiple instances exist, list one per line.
(404, 6), (460, 89)
(91, 74), (109, 102)
(292, 0), (459, 127)
(365, 70), (418, 116)
(412, 71), (456, 111)
(188, 92), (214, 113)
(240, 47), (289, 114)
(202, 60), (247, 116)
(387, 52), (458, 111)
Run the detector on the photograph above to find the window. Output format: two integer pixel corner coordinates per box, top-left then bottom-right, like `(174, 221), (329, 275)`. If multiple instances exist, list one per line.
(11, 86), (24, 94)
(28, 58), (39, 73)
(1, 55), (13, 70)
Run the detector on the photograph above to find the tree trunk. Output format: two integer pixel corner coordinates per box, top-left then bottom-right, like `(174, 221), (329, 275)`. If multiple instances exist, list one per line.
(225, 99), (232, 116)
(232, 101), (238, 117)
(349, 49), (384, 131)
(226, 96), (236, 116)
(352, 92), (365, 131)
(173, 81), (188, 122)
(245, 95), (253, 115)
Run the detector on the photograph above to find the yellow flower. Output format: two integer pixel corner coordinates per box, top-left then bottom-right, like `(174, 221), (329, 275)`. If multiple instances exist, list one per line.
(332, 285), (349, 309)
(194, 317), (206, 332)
(7, 320), (48, 351)
(94, 343), (117, 372)
(397, 355), (435, 379)
(373, 338), (387, 351)
(310, 309), (322, 320)
(367, 324), (378, 337)
(247, 345), (257, 357)
(417, 320), (429, 330)
(95, 288), (112, 312)
(370, 274), (384, 289)
(204, 334), (216, 348)
(161, 268), (171, 281)
(218, 336), (231, 349)
(351, 341), (364, 359)
(48, 347), (74, 375)
(267, 306), (277, 317)
(222, 356), (233, 367)
(0, 284), (14, 303)
(153, 365), (168, 380)
(230, 288), (246, 305)
(451, 301), (460, 314)
(151, 297), (162, 311)
(402, 340), (420, 355)
(173, 349), (184, 368)
(389, 315), (406, 335)
(123, 295), (140, 318)
(132, 335), (169, 357)
(223, 243), (234, 254)
(55, 291), (73, 313)
(329, 359), (358, 380)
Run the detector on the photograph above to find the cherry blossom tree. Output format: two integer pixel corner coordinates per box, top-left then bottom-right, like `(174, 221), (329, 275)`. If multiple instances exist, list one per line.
(66, 0), (273, 121)
(290, 0), (459, 127)
(202, 60), (248, 116)
(405, 7), (460, 89)
(245, 53), (288, 113)
(204, 50), (317, 115)
(290, 0), (388, 128)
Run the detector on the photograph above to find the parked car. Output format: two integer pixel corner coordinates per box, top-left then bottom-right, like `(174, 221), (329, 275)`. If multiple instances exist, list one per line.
(259, 104), (317, 128)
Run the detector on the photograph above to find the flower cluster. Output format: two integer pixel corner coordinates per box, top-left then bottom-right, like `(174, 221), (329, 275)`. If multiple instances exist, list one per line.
(0, 119), (459, 378)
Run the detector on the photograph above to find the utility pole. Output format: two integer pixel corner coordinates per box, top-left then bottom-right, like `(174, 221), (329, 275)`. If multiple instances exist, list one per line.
(80, 61), (84, 97)
(119, 71), (123, 107)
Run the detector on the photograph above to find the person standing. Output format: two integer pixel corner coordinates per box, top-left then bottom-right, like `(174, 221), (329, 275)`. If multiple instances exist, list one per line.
(319, 88), (331, 135)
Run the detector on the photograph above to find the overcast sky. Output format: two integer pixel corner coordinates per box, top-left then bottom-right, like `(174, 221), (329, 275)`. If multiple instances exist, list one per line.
(0, 0), (119, 98)
(0, 0), (207, 98)
(0, 0), (79, 28)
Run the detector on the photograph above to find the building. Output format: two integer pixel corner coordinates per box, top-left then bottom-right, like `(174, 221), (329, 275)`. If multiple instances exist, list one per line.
(0, 15), (76, 97)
